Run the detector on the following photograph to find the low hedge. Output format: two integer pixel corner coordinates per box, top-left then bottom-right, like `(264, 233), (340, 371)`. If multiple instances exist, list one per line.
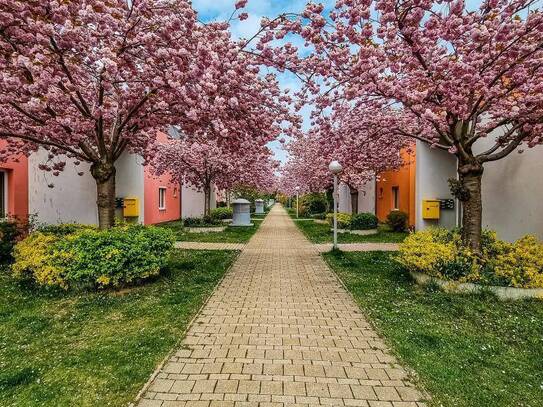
(398, 228), (543, 288)
(12, 224), (174, 290)
(351, 212), (378, 230)
(210, 207), (233, 221)
(183, 216), (220, 227)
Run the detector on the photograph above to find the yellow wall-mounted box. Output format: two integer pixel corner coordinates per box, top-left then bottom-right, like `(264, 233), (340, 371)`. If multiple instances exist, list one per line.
(422, 199), (440, 219)
(123, 197), (139, 217)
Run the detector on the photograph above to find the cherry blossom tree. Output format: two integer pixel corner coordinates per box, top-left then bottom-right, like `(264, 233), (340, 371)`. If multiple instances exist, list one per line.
(266, 0), (543, 251)
(153, 134), (279, 216)
(279, 104), (410, 198)
(0, 0), (212, 228)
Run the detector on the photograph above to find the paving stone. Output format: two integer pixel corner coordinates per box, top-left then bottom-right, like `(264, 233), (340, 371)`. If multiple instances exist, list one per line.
(135, 206), (424, 406)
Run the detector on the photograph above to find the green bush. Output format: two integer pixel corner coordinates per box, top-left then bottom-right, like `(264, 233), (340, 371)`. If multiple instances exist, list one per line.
(299, 193), (327, 215)
(183, 216), (219, 227)
(326, 212), (352, 229)
(386, 210), (408, 232)
(37, 223), (95, 235)
(0, 219), (23, 264)
(210, 207), (233, 220)
(351, 213), (378, 230)
(12, 224), (174, 290)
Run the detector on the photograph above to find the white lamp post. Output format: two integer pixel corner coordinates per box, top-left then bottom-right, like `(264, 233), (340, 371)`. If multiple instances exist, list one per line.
(295, 186), (300, 218)
(329, 160), (343, 250)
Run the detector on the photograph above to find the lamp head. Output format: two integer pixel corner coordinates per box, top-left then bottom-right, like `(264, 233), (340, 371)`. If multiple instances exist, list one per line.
(328, 160), (343, 175)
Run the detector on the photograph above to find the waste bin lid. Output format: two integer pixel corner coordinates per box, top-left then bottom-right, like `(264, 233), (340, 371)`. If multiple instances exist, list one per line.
(232, 198), (250, 204)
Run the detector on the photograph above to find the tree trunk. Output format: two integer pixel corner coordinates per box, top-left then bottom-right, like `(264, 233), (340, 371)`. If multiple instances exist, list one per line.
(91, 161), (116, 229)
(203, 184), (211, 217)
(458, 162), (484, 253)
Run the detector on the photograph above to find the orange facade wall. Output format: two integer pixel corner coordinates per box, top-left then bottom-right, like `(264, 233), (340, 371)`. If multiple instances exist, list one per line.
(376, 148), (416, 227)
(0, 141), (29, 219)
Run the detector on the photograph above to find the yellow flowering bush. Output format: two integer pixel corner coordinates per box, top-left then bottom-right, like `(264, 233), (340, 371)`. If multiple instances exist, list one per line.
(493, 236), (543, 288)
(397, 228), (456, 276)
(326, 212), (352, 229)
(12, 232), (67, 289)
(398, 228), (543, 288)
(11, 224), (174, 290)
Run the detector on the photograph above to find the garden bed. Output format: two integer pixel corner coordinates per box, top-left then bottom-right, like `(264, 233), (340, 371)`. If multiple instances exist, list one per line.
(185, 226), (227, 233)
(0, 250), (238, 406)
(409, 270), (543, 300)
(324, 250), (543, 407)
(158, 219), (263, 243)
(293, 219), (408, 244)
(333, 228), (378, 236)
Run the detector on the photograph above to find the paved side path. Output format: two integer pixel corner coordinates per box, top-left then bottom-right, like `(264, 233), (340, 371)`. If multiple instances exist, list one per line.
(175, 242), (246, 251)
(314, 243), (400, 253)
(137, 205), (426, 407)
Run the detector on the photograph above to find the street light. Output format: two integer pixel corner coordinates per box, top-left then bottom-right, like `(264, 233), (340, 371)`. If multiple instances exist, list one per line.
(329, 160), (343, 250)
(295, 186), (300, 218)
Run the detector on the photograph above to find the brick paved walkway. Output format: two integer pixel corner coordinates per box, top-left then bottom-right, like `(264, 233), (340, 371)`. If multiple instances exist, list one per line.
(136, 205), (426, 407)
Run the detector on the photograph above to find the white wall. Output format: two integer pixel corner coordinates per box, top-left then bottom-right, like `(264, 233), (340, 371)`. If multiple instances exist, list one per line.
(474, 132), (543, 241)
(29, 150), (146, 226)
(415, 141), (458, 231)
(29, 149), (98, 225)
(338, 182), (352, 213)
(181, 183), (217, 218)
(357, 178), (376, 214)
(337, 179), (376, 215)
(115, 152), (145, 223)
(415, 137), (543, 241)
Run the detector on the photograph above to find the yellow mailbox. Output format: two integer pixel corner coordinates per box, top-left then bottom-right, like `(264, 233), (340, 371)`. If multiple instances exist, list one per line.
(123, 197), (139, 217)
(422, 199), (440, 219)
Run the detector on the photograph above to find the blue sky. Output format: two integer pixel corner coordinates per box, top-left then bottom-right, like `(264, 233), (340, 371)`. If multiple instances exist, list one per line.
(193, 0), (328, 163)
(192, 0), (505, 163)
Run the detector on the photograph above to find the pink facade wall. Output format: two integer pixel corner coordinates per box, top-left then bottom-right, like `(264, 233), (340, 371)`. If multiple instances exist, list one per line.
(143, 132), (181, 225)
(0, 141), (29, 219)
(143, 167), (181, 225)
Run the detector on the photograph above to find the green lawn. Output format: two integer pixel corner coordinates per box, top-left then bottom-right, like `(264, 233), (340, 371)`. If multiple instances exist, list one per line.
(0, 250), (238, 407)
(293, 218), (408, 243)
(324, 250), (543, 407)
(157, 216), (265, 243)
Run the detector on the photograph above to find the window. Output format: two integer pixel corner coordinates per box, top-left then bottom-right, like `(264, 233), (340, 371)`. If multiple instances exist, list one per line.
(158, 187), (166, 210)
(0, 171), (5, 218)
(392, 186), (399, 210)
(379, 187), (384, 199)
(173, 188), (178, 198)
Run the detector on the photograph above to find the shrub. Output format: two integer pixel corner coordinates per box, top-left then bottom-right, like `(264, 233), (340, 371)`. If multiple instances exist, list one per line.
(299, 193), (327, 215)
(37, 223), (95, 235)
(0, 219), (25, 263)
(351, 213), (378, 230)
(12, 232), (66, 287)
(397, 228), (456, 276)
(493, 235), (543, 288)
(386, 210), (408, 232)
(183, 216), (219, 227)
(12, 224), (174, 290)
(326, 212), (352, 229)
(397, 228), (543, 288)
(211, 207), (233, 221)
